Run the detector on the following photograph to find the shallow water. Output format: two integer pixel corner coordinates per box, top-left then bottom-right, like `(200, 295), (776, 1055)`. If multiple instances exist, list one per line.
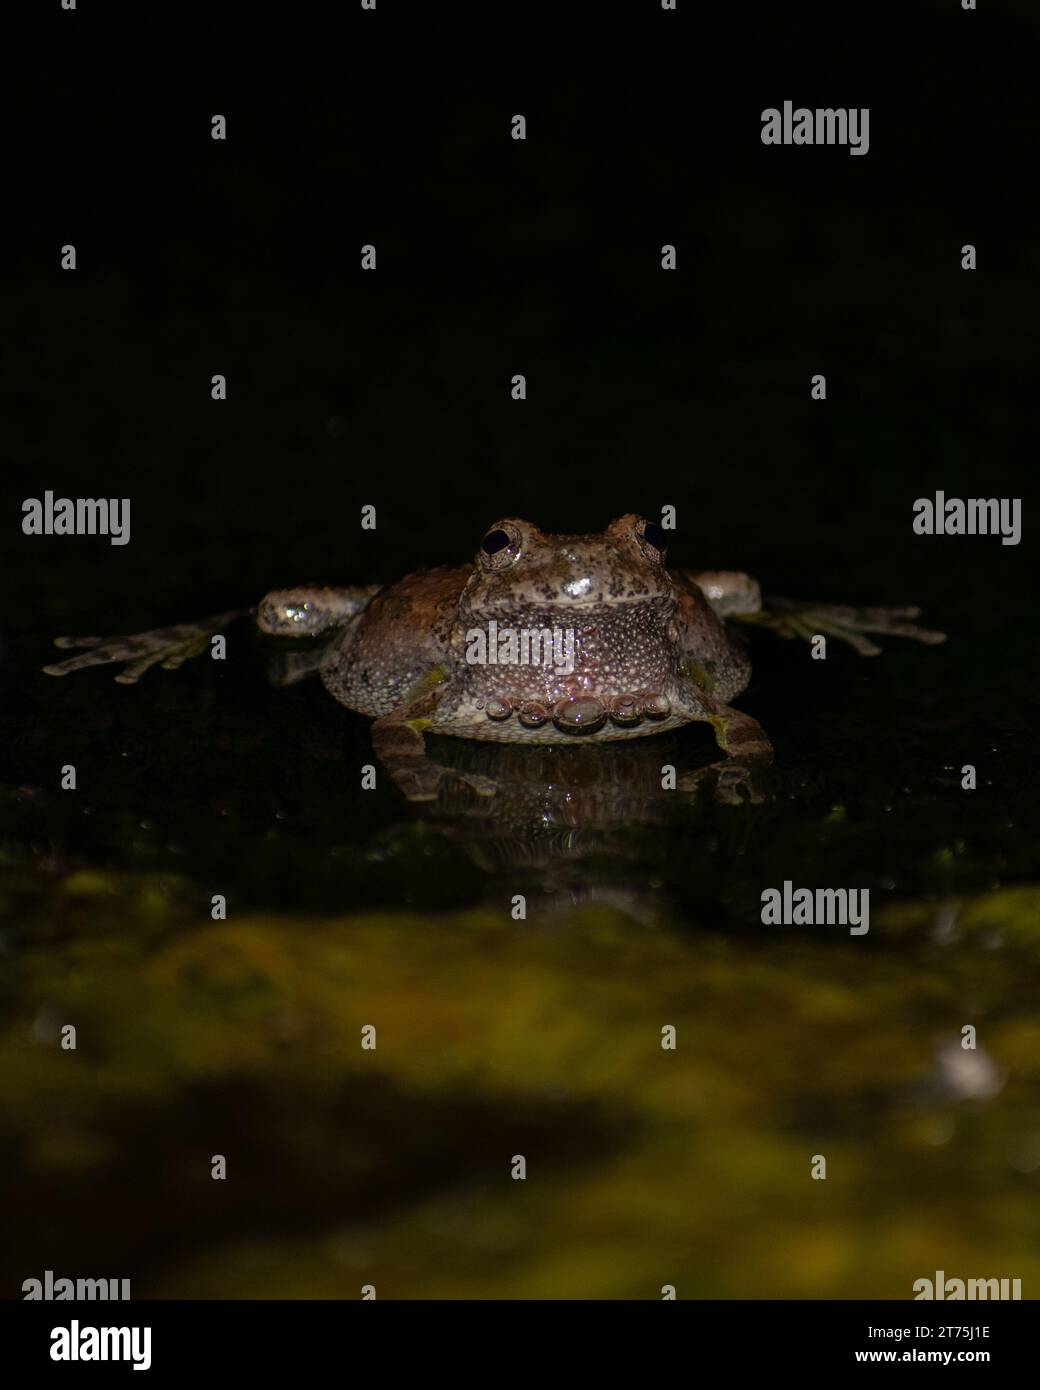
(3, 564), (1037, 1297)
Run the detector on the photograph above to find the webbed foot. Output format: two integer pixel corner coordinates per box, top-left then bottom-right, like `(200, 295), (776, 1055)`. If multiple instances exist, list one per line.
(673, 686), (773, 803)
(702, 702), (774, 761)
(748, 599), (946, 656)
(43, 611), (247, 683)
(712, 760), (769, 805)
(675, 759), (769, 805)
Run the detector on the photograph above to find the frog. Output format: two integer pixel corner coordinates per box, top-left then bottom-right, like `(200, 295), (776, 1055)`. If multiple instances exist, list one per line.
(43, 514), (945, 799)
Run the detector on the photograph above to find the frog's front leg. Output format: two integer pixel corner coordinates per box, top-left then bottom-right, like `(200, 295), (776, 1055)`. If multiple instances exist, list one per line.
(682, 570), (947, 656)
(700, 697), (774, 762)
(371, 675), (500, 803)
(673, 675), (774, 803)
(702, 699), (774, 803)
(370, 678), (451, 802)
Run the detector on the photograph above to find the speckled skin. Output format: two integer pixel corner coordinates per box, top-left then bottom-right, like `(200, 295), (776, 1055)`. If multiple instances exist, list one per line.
(44, 513), (945, 800)
(321, 564), (469, 719)
(322, 515), (754, 747)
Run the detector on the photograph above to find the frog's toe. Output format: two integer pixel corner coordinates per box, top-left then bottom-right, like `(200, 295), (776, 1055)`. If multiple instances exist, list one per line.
(856, 610), (946, 645)
(702, 702), (774, 763)
(821, 626), (884, 658)
(713, 762), (768, 805)
(52, 635), (106, 650)
(43, 641), (143, 677)
(392, 772), (441, 802)
(115, 650), (183, 684)
(456, 771), (498, 798)
(804, 603), (946, 653)
(760, 598), (946, 654)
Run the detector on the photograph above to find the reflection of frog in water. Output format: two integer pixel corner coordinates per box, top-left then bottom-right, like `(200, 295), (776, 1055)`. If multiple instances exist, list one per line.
(397, 733), (748, 920)
(44, 514), (943, 800)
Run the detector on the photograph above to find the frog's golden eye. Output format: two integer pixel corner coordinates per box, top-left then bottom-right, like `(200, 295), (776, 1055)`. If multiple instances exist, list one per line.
(636, 518), (668, 564)
(478, 522), (522, 570)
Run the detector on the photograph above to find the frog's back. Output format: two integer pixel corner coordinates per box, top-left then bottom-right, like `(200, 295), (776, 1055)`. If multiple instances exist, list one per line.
(320, 564), (468, 717)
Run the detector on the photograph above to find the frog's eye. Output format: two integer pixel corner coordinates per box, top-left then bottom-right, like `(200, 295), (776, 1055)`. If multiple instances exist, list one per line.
(637, 519), (668, 563)
(481, 529), (511, 555)
(479, 522), (522, 570)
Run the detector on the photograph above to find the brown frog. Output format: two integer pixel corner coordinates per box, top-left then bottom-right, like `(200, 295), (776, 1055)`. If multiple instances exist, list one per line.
(43, 514), (944, 798)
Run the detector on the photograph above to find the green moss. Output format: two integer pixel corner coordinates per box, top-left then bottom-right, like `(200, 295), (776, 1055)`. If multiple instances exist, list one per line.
(3, 874), (1039, 1298)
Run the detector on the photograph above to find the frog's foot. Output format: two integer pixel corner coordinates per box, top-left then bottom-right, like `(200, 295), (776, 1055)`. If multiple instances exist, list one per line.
(372, 714), (443, 801)
(675, 759), (770, 805)
(372, 681), (497, 803)
(676, 688), (773, 803)
(43, 611), (247, 683)
(705, 705), (773, 803)
(713, 760), (769, 805)
(698, 697), (774, 763)
(746, 598), (946, 657)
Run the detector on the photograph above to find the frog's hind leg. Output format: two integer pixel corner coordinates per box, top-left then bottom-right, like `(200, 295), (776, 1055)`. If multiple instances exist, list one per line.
(739, 597), (946, 656)
(681, 572), (946, 655)
(43, 586), (382, 684)
(43, 611), (247, 683)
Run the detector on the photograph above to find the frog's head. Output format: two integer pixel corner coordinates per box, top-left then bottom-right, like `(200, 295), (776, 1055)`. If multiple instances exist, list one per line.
(444, 514), (692, 741)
